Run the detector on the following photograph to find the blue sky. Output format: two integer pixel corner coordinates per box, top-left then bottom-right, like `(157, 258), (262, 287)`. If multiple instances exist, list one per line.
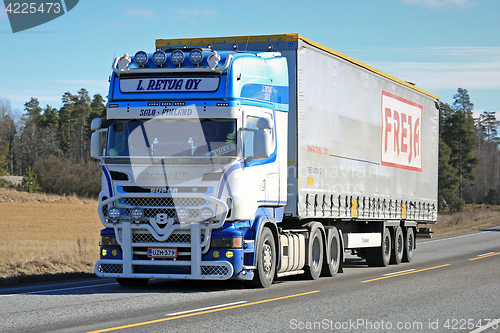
(1, 0), (499, 119)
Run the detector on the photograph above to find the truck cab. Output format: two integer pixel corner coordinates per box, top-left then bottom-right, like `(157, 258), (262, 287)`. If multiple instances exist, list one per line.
(93, 44), (288, 286)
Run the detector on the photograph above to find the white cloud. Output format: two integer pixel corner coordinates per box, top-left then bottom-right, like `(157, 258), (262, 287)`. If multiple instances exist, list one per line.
(125, 8), (155, 18)
(108, 21), (135, 31)
(402, 0), (476, 9)
(354, 47), (500, 90)
(169, 9), (218, 23)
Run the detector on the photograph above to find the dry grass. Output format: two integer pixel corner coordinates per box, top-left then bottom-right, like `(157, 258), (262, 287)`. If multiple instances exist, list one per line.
(431, 205), (500, 237)
(0, 188), (101, 286)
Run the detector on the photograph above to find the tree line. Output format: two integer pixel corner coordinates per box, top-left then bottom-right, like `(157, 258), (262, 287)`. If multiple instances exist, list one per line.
(0, 89), (105, 197)
(0, 87), (498, 209)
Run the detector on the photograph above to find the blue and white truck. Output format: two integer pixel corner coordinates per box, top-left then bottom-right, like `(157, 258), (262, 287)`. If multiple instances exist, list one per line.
(92, 34), (438, 288)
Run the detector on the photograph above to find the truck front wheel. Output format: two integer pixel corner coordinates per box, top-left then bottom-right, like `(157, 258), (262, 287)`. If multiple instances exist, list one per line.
(249, 227), (276, 288)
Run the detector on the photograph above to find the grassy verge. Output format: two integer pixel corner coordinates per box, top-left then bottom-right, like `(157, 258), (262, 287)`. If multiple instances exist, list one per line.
(1, 187), (499, 286)
(0, 188), (100, 286)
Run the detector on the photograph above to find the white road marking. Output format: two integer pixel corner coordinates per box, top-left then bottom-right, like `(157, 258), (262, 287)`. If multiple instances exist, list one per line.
(383, 269), (416, 276)
(166, 301), (248, 316)
(0, 282), (118, 297)
(476, 252), (496, 257)
(469, 318), (500, 333)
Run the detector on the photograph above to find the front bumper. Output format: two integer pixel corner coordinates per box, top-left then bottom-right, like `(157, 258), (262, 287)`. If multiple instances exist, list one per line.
(95, 192), (237, 280)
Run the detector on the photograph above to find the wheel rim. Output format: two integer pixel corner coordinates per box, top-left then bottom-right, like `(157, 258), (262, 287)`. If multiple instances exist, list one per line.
(330, 238), (339, 268)
(312, 236), (321, 268)
(408, 232), (413, 252)
(384, 235), (390, 256)
(397, 233), (403, 254)
(262, 240), (273, 276)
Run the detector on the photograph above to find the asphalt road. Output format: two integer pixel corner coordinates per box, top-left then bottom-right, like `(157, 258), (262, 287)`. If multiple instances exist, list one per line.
(1, 226), (499, 333)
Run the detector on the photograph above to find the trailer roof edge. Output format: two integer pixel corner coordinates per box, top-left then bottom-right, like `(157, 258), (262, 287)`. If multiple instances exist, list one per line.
(155, 33), (439, 100)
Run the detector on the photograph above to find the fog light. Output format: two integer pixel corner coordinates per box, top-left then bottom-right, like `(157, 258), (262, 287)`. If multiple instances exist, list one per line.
(176, 208), (189, 222)
(101, 249), (107, 256)
(200, 207), (213, 220)
(213, 251), (220, 258)
(226, 251), (234, 258)
(111, 249), (118, 256)
(108, 207), (121, 222)
(130, 207), (143, 221)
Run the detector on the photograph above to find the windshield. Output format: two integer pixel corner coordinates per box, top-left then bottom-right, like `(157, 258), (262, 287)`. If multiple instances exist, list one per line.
(107, 118), (237, 157)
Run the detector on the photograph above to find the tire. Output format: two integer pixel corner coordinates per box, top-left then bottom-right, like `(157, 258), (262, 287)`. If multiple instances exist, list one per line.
(249, 227), (276, 288)
(304, 226), (324, 280)
(321, 227), (341, 277)
(403, 227), (415, 263)
(116, 278), (149, 286)
(366, 227), (391, 267)
(390, 226), (404, 265)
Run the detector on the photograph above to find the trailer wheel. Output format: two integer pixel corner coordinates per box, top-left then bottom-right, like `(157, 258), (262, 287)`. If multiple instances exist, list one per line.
(403, 227), (415, 263)
(390, 227), (404, 265)
(116, 278), (149, 286)
(366, 227), (391, 267)
(304, 226), (324, 280)
(249, 227), (275, 288)
(321, 227), (341, 277)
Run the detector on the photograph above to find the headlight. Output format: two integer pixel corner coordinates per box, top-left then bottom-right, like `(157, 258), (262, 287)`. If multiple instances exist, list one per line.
(134, 51), (148, 66)
(101, 236), (119, 246)
(200, 207), (213, 220)
(211, 237), (243, 248)
(189, 49), (203, 65)
(108, 207), (121, 222)
(130, 207), (144, 220)
(170, 50), (185, 66)
(152, 50), (166, 66)
(176, 208), (189, 222)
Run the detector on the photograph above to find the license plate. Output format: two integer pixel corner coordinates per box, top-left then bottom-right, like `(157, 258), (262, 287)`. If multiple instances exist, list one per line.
(147, 247), (177, 258)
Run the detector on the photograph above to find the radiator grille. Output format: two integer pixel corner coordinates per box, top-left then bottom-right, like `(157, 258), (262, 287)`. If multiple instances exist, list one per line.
(120, 197), (206, 207)
(201, 265), (229, 276)
(99, 264), (123, 274)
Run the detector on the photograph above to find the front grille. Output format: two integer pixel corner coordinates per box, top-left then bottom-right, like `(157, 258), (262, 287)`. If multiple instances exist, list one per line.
(132, 231), (205, 244)
(201, 265), (229, 276)
(120, 197), (206, 207)
(99, 264), (123, 274)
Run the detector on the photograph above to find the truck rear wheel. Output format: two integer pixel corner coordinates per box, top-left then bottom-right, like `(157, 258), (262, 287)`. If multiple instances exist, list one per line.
(403, 227), (415, 263)
(366, 227), (391, 267)
(390, 227), (404, 265)
(116, 278), (149, 286)
(321, 227), (341, 277)
(304, 226), (324, 280)
(249, 227), (275, 288)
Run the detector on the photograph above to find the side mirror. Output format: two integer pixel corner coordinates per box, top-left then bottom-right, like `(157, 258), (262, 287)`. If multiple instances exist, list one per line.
(90, 118), (101, 131)
(253, 117), (273, 159)
(256, 117), (272, 130)
(90, 131), (102, 159)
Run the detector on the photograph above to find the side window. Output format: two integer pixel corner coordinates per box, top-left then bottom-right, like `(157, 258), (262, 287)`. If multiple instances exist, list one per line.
(243, 116), (259, 159)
